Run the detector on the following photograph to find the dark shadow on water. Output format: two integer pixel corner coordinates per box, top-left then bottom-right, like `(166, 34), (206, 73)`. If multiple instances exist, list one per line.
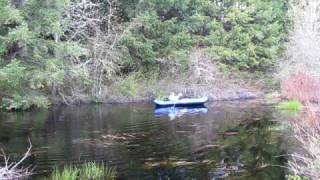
(0, 101), (290, 179)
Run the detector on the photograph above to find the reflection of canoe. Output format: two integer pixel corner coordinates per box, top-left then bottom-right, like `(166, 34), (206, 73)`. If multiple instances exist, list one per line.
(154, 97), (208, 108)
(154, 106), (208, 118)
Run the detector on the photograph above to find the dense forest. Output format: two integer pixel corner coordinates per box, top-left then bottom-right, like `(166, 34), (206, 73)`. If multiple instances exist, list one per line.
(3, 1), (320, 180)
(0, 0), (288, 110)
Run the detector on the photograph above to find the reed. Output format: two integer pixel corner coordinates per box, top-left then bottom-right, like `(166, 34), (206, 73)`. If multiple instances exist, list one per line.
(49, 162), (116, 180)
(50, 166), (79, 180)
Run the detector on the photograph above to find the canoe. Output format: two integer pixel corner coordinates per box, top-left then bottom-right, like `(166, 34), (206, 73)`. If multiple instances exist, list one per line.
(154, 97), (208, 107)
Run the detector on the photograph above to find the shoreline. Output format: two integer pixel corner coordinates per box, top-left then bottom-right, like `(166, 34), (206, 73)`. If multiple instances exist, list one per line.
(107, 89), (262, 104)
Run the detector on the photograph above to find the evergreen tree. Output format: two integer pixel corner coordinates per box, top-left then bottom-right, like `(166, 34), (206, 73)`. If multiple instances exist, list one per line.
(0, 0), (89, 110)
(121, 0), (287, 72)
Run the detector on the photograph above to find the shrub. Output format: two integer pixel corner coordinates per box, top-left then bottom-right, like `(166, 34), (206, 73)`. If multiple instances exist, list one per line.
(1, 94), (50, 111)
(116, 76), (139, 98)
(281, 73), (320, 103)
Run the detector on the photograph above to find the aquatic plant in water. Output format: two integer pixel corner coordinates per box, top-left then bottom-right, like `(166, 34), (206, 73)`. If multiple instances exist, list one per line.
(82, 162), (116, 180)
(278, 101), (302, 113)
(50, 166), (79, 180)
(49, 162), (116, 180)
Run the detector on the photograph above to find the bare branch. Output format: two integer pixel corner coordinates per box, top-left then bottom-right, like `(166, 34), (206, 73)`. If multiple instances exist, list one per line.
(0, 139), (33, 180)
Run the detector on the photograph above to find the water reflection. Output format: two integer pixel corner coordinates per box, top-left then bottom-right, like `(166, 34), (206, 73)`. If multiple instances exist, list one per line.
(202, 117), (288, 179)
(154, 106), (208, 120)
(0, 101), (290, 179)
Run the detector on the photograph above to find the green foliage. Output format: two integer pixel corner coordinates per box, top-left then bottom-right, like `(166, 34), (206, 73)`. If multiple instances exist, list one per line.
(206, 0), (286, 70)
(1, 94), (50, 111)
(81, 162), (105, 179)
(49, 162), (116, 180)
(0, 60), (26, 90)
(155, 90), (167, 100)
(0, 0), (91, 110)
(50, 166), (79, 180)
(121, 0), (287, 72)
(286, 175), (310, 180)
(81, 162), (116, 180)
(117, 75), (139, 98)
(278, 101), (303, 113)
(0, 0), (288, 109)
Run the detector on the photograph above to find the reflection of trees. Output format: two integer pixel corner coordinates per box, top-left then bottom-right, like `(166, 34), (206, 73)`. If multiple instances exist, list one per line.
(187, 101), (275, 152)
(0, 110), (49, 154)
(203, 115), (288, 179)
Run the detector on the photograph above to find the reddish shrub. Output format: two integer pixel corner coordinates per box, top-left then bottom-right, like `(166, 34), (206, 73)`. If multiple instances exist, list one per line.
(281, 72), (320, 103)
(297, 104), (320, 127)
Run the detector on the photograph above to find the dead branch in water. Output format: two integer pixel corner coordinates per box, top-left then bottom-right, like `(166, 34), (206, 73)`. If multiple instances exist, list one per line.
(0, 139), (32, 180)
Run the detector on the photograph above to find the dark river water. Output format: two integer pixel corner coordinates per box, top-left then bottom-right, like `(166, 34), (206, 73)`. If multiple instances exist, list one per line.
(0, 100), (291, 179)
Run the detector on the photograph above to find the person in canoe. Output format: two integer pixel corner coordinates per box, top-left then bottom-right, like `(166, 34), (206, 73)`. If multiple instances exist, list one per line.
(168, 92), (183, 101)
(154, 93), (207, 107)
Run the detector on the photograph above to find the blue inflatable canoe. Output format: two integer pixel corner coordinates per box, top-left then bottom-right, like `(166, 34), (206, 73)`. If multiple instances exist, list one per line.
(154, 97), (208, 107)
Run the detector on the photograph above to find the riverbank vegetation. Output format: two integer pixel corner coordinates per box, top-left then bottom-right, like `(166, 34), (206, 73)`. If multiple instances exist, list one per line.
(279, 1), (320, 178)
(281, 73), (320, 179)
(278, 0), (320, 179)
(50, 162), (116, 180)
(0, 0), (288, 110)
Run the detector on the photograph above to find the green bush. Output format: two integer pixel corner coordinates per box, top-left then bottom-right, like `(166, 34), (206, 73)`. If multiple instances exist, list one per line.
(0, 60), (26, 91)
(1, 94), (50, 111)
(117, 75), (139, 98)
(121, 0), (287, 72)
